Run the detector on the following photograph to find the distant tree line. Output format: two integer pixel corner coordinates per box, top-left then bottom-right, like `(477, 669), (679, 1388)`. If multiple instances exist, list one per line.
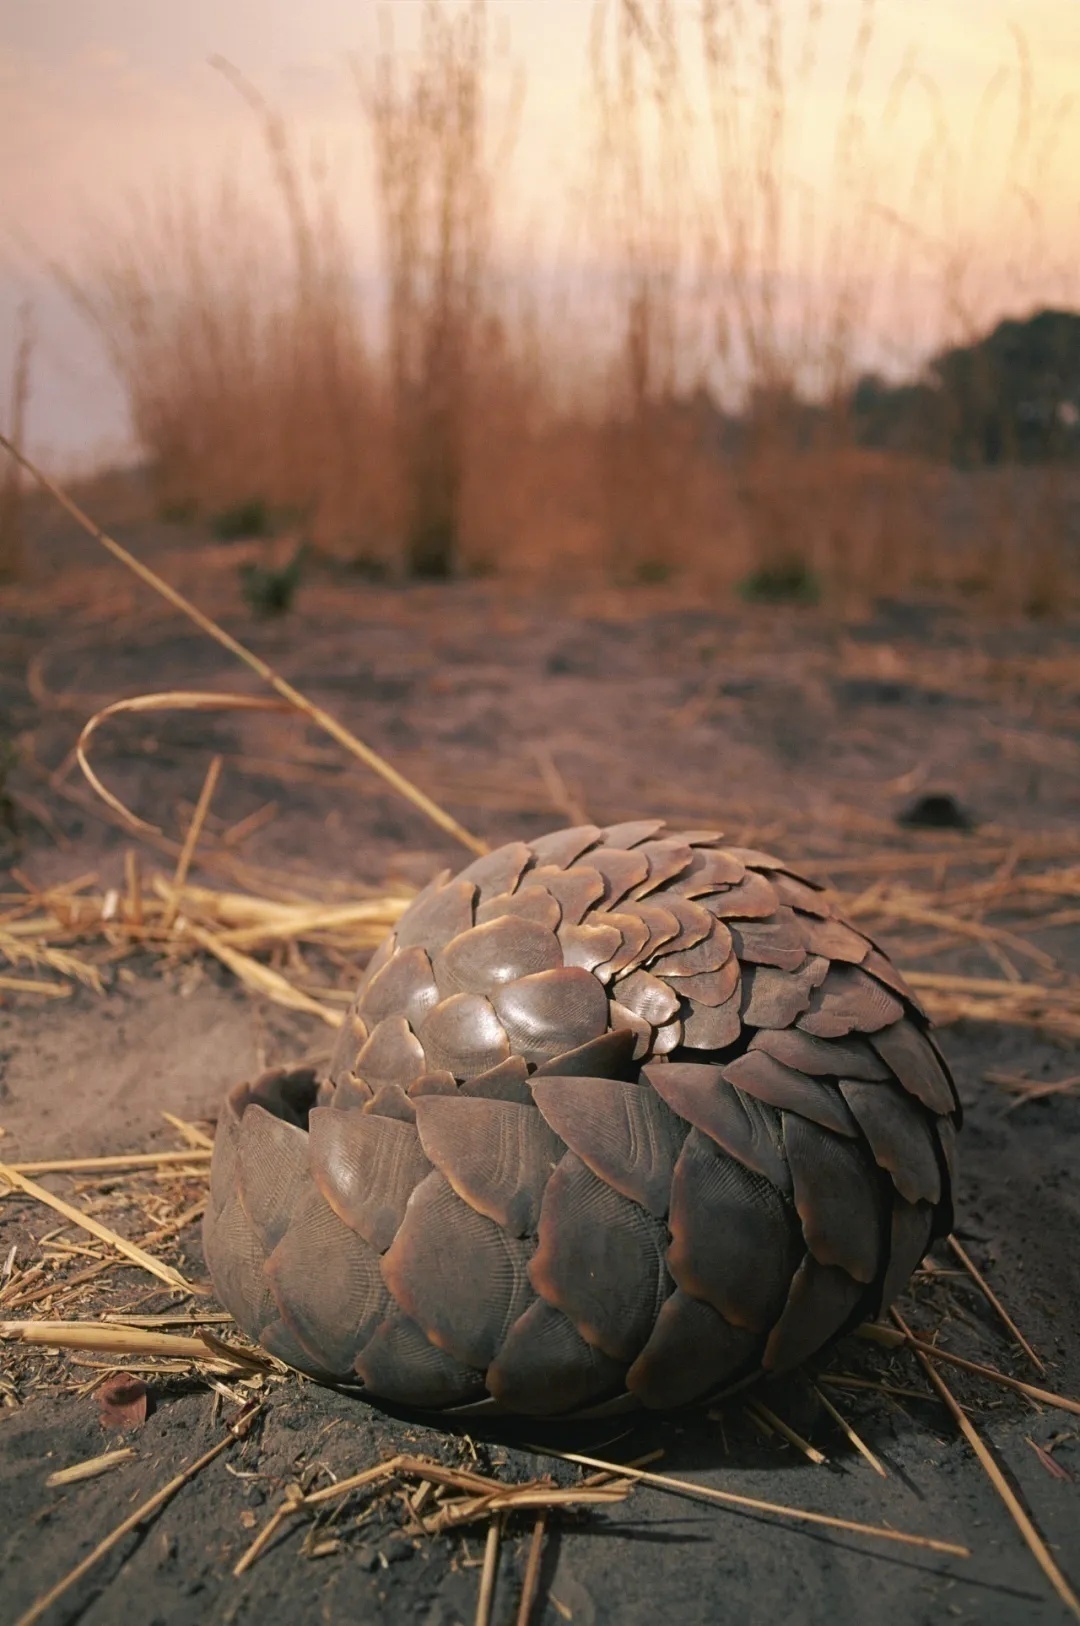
(850, 308), (1080, 466)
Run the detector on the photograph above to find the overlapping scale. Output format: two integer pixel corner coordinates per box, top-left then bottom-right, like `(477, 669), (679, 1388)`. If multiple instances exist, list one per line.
(266, 1186), (389, 1374)
(529, 1152), (671, 1361)
(206, 819), (959, 1418)
(667, 1129), (801, 1332)
(382, 1172), (535, 1369)
(414, 1095), (563, 1234)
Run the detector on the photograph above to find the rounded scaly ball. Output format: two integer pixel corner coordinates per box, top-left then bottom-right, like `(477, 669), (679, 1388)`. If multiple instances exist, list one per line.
(203, 822), (959, 1416)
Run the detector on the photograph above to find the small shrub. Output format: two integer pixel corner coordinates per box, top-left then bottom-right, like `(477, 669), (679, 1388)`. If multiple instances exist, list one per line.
(239, 542), (306, 616)
(158, 496), (199, 525)
(633, 558), (674, 584)
(212, 497), (272, 541)
(737, 557), (820, 606)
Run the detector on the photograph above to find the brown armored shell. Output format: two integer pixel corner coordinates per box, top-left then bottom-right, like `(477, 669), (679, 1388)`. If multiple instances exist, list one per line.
(203, 823), (959, 1416)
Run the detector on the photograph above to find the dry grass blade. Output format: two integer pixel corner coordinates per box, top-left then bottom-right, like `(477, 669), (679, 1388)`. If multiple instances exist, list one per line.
(524, 1446), (969, 1556)
(0, 432), (486, 856)
(160, 1112), (215, 1150)
(892, 1310), (1080, 1621)
(164, 752), (223, 925)
(186, 924), (344, 1027)
(475, 1515), (503, 1626)
(0, 1319), (271, 1375)
(46, 1448), (136, 1488)
(235, 1453), (630, 1577)
(0, 1163), (191, 1292)
(76, 693), (287, 836)
(515, 1509), (547, 1626)
(811, 1384), (888, 1477)
(0, 973), (71, 998)
(746, 1399), (827, 1464)
(15, 1403), (262, 1626)
(9, 1150), (211, 1175)
(947, 1235), (1046, 1375)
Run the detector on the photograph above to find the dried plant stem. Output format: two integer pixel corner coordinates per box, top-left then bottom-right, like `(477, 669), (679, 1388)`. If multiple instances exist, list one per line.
(947, 1235), (1046, 1374)
(45, 1448), (136, 1488)
(747, 1399), (827, 1464)
(1, 1318), (269, 1374)
(515, 1510), (547, 1626)
(160, 1111), (215, 1149)
(9, 1150), (211, 1176)
(812, 1384), (888, 1477)
(524, 1446), (968, 1556)
(16, 1404), (261, 1626)
(0, 1163), (191, 1292)
(186, 924), (344, 1027)
(892, 1311), (1080, 1622)
(0, 432), (486, 857)
(164, 753), (222, 927)
(475, 1515), (503, 1626)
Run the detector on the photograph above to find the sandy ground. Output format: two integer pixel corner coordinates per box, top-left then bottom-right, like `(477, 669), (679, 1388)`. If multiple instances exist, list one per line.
(1, 492), (1079, 1624)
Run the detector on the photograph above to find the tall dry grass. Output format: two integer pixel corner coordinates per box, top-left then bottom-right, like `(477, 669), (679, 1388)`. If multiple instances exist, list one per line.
(58, 0), (1080, 610)
(0, 301), (35, 581)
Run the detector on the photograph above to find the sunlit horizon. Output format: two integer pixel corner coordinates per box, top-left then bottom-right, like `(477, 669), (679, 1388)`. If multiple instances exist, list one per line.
(3, 0), (1079, 468)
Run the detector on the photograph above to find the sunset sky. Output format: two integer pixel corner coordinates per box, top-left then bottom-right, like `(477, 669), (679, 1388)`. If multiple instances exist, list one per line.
(3, 0), (1079, 466)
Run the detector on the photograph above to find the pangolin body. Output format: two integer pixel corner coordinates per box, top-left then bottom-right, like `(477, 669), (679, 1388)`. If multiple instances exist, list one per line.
(203, 822), (958, 1415)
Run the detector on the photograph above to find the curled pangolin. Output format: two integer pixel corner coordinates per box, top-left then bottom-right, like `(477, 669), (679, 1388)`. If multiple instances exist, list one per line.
(203, 821), (959, 1415)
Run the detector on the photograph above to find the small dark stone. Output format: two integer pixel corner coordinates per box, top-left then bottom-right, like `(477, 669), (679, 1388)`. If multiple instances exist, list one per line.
(896, 792), (976, 831)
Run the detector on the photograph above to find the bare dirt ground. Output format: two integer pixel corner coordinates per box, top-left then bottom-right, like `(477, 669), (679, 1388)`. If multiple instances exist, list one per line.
(1, 484), (1079, 1624)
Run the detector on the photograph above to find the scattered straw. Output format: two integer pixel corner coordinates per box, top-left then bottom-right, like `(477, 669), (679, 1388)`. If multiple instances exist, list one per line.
(15, 1402), (262, 1626)
(857, 1324), (1080, 1418)
(893, 1310), (1080, 1622)
(523, 1445), (968, 1556)
(0, 1164), (191, 1293)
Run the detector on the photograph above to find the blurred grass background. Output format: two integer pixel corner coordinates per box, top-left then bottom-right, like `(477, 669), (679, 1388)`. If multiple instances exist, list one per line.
(4, 0), (1080, 612)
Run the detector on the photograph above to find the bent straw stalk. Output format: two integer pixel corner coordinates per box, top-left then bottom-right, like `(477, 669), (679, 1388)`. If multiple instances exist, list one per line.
(0, 432), (487, 857)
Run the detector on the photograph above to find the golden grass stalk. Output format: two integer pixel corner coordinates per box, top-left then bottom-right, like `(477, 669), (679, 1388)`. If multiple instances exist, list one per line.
(45, 1448), (136, 1489)
(746, 1399), (827, 1464)
(893, 1310), (1080, 1622)
(186, 923), (344, 1028)
(811, 1384), (888, 1478)
(0, 974), (71, 998)
(0, 1318), (271, 1373)
(0, 1164), (192, 1293)
(163, 752), (223, 926)
(475, 1515), (503, 1626)
(0, 432), (486, 855)
(9, 1151), (212, 1176)
(16, 1402), (262, 1626)
(946, 1235), (1046, 1376)
(524, 1445), (969, 1556)
(515, 1510), (548, 1626)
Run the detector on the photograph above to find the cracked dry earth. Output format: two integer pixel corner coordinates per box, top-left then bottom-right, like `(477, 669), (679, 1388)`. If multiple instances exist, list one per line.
(1, 508), (1079, 1624)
